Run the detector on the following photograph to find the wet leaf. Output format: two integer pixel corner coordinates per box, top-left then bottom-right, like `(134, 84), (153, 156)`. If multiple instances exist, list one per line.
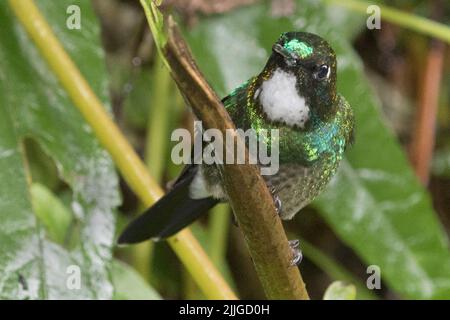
(183, 0), (450, 299)
(0, 0), (120, 299)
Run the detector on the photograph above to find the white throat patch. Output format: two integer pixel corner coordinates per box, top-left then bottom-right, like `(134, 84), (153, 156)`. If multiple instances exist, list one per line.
(258, 69), (310, 128)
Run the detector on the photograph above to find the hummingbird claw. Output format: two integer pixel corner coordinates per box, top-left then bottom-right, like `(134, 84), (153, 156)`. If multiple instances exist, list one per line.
(289, 239), (300, 248)
(268, 186), (282, 215)
(289, 239), (303, 266)
(231, 214), (238, 227)
(273, 195), (282, 215)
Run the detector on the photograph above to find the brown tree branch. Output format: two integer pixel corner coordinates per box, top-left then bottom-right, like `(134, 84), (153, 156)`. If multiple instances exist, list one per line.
(163, 17), (309, 299)
(409, 1), (447, 185)
(409, 40), (445, 185)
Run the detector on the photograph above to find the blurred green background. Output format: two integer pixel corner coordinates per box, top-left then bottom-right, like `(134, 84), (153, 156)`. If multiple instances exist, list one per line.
(0, 0), (449, 300)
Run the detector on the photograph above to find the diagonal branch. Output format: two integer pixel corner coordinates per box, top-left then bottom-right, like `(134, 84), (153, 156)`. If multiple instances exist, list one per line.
(158, 11), (309, 299)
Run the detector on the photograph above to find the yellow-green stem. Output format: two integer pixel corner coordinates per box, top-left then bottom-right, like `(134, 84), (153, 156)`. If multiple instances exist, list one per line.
(326, 0), (450, 43)
(131, 241), (153, 282)
(145, 55), (172, 181)
(9, 0), (236, 300)
(133, 54), (173, 282)
(209, 204), (231, 266)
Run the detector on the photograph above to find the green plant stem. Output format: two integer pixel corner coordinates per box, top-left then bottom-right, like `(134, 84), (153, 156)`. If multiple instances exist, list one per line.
(133, 54), (173, 282)
(9, 0), (236, 300)
(131, 241), (152, 282)
(326, 0), (450, 43)
(145, 54), (172, 181)
(209, 204), (231, 266)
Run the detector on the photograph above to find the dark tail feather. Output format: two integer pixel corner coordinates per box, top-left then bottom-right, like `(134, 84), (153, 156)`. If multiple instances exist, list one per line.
(118, 173), (218, 244)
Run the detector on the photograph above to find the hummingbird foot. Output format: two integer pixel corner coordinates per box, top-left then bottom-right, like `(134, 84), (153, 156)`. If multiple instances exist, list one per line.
(231, 213), (239, 227)
(269, 186), (282, 215)
(289, 239), (303, 266)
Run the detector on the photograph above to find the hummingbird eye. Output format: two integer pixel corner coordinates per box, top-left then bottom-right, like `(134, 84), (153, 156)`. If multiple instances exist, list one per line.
(314, 64), (330, 80)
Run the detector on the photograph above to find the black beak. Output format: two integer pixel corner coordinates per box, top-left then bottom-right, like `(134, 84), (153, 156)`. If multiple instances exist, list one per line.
(272, 43), (298, 62)
(272, 44), (316, 70)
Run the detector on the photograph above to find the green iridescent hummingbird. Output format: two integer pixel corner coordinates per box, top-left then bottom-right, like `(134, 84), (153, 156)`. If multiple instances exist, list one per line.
(118, 32), (355, 263)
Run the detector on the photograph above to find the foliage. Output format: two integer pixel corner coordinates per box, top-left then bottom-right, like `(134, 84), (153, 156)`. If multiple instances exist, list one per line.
(0, 0), (150, 299)
(1, 0), (449, 300)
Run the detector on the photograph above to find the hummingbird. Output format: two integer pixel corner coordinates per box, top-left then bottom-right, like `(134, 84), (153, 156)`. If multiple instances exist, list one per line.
(118, 32), (355, 264)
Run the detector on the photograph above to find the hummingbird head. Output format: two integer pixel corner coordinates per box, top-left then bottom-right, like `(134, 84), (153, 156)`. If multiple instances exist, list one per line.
(256, 32), (338, 129)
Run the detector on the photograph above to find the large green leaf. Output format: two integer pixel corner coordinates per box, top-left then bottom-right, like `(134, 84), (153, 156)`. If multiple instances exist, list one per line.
(0, 1), (120, 299)
(184, 0), (450, 299)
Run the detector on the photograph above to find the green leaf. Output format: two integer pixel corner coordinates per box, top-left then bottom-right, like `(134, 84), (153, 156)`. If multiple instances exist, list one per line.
(0, 0), (120, 299)
(30, 183), (72, 245)
(140, 0), (169, 69)
(112, 260), (161, 300)
(323, 281), (356, 300)
(183, 0), (450, 299)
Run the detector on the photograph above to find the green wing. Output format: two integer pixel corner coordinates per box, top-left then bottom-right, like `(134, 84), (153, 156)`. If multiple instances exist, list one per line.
(222, 80), (253, 130)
